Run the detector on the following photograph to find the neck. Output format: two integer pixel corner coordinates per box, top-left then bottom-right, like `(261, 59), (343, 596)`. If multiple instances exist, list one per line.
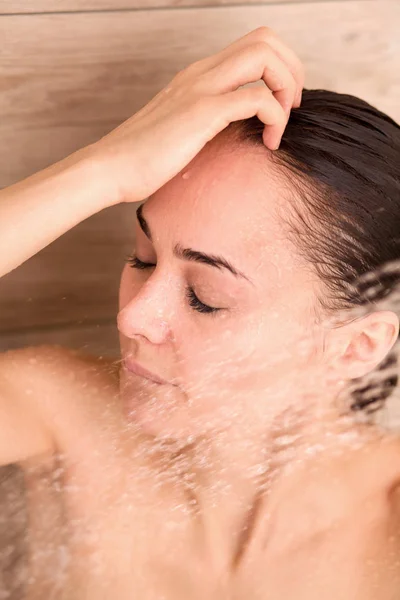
(138, 384), (374, 571)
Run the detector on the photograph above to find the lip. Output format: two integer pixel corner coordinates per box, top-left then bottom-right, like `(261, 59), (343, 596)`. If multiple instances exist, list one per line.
(123, 357), (169, 385)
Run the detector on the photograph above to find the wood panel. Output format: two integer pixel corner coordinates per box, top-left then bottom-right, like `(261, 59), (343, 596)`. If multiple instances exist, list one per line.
(1, 1), (399, 190)
(0, 0), (342, 16)
(0, 0), (399, 349)
(0, 202), (135, 332)
(0, 321), (120, 356)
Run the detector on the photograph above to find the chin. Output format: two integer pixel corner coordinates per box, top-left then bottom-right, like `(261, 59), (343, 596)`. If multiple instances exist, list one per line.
(119, 367), (194, 443)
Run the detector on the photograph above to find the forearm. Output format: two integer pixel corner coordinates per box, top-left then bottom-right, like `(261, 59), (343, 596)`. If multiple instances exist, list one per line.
(0, 145), (117, 278)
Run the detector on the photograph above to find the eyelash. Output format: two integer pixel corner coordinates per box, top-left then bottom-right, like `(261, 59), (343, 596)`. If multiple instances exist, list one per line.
(125, 254), (221, 315)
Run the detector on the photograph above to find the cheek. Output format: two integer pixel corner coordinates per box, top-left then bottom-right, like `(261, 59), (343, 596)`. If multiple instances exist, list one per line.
(186, 312), (309, 391)
(179, 314), (267, 391)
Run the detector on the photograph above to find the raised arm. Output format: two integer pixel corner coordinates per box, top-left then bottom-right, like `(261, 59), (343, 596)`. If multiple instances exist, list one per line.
(0, 26), (303, 279)
(0, 26), (303, 467)
(0, 146), (118, 277)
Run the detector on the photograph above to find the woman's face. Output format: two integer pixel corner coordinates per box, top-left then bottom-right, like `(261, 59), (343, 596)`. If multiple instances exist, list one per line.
(118, 137), (331, 442)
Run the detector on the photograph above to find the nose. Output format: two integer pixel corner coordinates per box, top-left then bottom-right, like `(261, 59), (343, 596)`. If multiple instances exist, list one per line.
(117, 272), (174, 345)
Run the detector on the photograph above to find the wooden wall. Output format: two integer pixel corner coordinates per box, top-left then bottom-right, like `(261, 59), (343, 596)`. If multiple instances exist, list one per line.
(0, 0), (332, 13)
(1, 0), (399, 357)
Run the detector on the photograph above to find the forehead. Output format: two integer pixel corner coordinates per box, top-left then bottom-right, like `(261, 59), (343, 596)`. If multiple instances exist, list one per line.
(144, 139), (314, 295)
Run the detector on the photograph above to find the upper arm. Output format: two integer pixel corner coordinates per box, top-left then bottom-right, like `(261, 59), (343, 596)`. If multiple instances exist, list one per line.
(0, 346), (58, 466)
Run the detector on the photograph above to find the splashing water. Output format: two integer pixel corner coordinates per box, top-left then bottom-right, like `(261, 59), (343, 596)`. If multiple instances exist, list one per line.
(1, 260), (400, 598)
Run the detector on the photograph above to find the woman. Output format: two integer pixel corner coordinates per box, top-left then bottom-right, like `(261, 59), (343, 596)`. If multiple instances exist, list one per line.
(1, 25), (400, 599)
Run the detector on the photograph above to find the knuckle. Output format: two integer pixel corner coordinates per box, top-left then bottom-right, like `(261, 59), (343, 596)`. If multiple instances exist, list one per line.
(250, 40), (272, 56)
(175, 59), (202, 82)
(253, 25), (275, 39)
(255, 86), (272, 100)
(172, 68), (187, 84)
(184, 59), (203, 75)
(247, 86), (268, 106)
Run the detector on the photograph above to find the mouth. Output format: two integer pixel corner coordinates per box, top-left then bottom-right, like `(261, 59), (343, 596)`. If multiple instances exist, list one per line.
(123, 357), (169, 385)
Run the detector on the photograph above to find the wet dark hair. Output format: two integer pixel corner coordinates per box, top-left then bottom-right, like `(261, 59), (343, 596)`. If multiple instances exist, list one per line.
(226, 89), (400, 414)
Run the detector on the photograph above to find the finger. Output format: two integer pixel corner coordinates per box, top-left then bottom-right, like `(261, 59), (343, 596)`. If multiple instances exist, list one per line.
(211, 85), (287, 150)
(198, 42), (298, 115)
(264, 33), (305, 107)
(188, 26), (275, 72)
(189, 26), (304, 107)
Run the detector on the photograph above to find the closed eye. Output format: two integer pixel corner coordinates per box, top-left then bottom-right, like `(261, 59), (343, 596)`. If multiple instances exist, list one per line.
(125, 253), (222, 315)
(126, 255), (155, 269)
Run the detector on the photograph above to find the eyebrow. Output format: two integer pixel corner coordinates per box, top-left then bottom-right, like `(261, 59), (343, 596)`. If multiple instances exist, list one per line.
(136, 204), (253, 283)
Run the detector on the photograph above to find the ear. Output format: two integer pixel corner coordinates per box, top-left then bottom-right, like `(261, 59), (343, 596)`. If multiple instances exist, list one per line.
(331, 311), (399, 380)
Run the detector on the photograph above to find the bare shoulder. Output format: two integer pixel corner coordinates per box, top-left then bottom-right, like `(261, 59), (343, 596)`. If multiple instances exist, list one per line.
(379, 433), (400, 503)
(345, 429), (400, 508)
(367, 434), (400, 593)
(0, 343), (120, 385)
(0, 344), (122, 445)
(373, 431), (400, 489)
(361, 431), (400, 547)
